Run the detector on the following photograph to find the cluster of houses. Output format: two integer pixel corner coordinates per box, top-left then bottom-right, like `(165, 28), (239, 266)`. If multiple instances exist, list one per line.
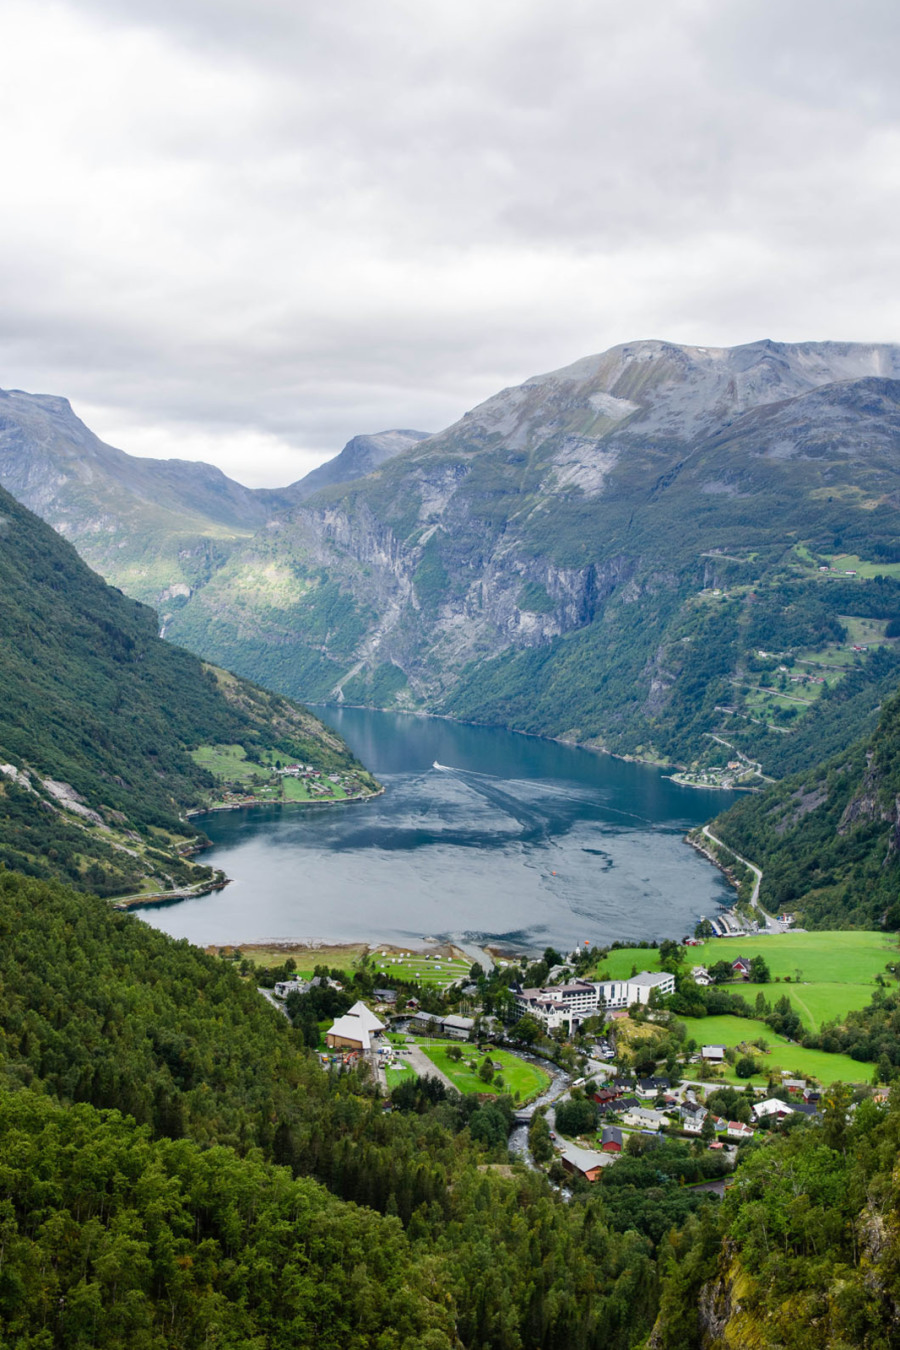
(514, 971), (676, 1031)
(587, 1077), (823, 1145)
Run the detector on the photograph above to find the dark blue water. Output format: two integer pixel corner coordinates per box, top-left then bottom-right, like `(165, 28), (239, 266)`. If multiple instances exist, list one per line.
(142, 708), (737, 952)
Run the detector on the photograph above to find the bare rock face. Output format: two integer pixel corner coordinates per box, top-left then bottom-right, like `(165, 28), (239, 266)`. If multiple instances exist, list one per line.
(285, 429), (431, 501)
(171, 338), (900, 745)
(7, 340), (900, 763)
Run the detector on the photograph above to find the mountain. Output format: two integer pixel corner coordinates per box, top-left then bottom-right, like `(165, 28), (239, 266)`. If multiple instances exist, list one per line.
(0, 480), (377, 896)
(0, 387), (296, 610)
(0, 386), (422, 617)
(287, 427), (431, 499)
(158, 339), (900, 774)
(701, 682), (900, 930)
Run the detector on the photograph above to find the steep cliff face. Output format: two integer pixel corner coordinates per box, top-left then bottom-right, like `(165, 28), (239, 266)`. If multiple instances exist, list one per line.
(163, 339), (900, 766)
(7, 342), (900, 769)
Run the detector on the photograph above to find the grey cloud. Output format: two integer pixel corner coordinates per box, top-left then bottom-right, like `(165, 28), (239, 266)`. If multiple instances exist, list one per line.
(0, 0), (897, 483)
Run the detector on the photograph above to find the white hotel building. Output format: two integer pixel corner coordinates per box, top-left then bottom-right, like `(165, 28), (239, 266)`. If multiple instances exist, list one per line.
(515, 972), (675, 1031)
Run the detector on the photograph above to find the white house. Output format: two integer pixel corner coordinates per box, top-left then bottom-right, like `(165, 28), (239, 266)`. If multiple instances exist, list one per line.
(691, 966), (711, 986)
(622, 1105), (667, 1130)
(727, 1121), (754, 1140)
(752, 1098), (795, 1121)
(701, 1045), (727, 1063)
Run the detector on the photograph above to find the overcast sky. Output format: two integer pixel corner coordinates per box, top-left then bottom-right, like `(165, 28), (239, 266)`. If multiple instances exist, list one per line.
(1, 0), (899, 485)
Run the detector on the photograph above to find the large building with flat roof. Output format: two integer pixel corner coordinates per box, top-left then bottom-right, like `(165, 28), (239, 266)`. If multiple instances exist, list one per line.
(515, 971), (674, 1030)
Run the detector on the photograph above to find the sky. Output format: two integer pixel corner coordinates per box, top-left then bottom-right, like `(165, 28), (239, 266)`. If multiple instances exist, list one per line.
(1, 0), (899, 486)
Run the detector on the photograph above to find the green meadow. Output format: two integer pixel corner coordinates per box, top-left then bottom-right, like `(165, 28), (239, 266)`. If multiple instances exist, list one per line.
(690, 931), (897, 984)
(595, 931), (896, 991)
(418, 1041), (550, 1102)
(678, 1014), (867, 1086)
(737, 981), (876, 1032)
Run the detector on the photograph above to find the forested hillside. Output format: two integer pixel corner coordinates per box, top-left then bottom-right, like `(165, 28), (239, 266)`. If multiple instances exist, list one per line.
(2, 872), (899, 1347)
(653, 1089), (900, 1348)
(0, 870), (658, 1348)
(0, 482), (375, 895)
(709, 686), (900, 928)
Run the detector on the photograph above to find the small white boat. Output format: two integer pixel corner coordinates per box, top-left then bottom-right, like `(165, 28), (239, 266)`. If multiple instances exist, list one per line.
(432, 760), (448, 769)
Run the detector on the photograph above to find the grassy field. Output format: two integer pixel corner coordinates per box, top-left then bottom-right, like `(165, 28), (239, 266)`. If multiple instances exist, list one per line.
(384, 1062), (417, 1089)
(371, 951), (472, 987)
(219, 942), (368, 974)
(191, 743), (266, 781)
(418, 1041), (550, 1102)
(823, 554), (900, 581)
(595, 931), (897, 987)
(678, 1014), (867, 1086)
(693, 931), (898, 984)
(737, 981), (877, 1031)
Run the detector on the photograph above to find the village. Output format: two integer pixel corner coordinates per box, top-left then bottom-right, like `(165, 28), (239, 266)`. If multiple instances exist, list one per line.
(254, 938), (864, 1189)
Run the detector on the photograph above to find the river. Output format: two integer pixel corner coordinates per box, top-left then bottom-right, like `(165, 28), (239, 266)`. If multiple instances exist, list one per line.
(141, 707), (738, 952)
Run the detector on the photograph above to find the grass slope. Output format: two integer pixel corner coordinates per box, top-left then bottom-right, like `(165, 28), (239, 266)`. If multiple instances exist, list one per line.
(679, 1014), (866, 1085)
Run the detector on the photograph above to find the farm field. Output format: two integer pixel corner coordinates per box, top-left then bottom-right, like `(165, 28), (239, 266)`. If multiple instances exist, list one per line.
(418, 1041), (550, 1102)
(693, 931), (898, 984)
(678, 1014), (867, 1086)
(823, 554), (900, 581)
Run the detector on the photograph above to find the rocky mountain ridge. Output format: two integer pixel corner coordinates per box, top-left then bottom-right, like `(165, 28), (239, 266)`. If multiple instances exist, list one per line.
(5, 340), (900, 775)
(0, 386), (421, 609)
(159, 339), (900, 773)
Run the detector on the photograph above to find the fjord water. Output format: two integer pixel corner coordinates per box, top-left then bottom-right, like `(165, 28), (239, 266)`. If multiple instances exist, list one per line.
(144, 708), (738, 952)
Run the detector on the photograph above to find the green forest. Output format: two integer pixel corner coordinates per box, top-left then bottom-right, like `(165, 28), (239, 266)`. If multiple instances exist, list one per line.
(0, 870), (661, 1349)
(710, 684), (900, 929)
(0, 483), (375, 895)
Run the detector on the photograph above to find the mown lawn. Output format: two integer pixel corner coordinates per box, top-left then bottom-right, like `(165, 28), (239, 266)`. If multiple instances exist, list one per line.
(418, 1041), (550, 1103)
(384, 1062), (417, 1089)
(678, 1014), (867, 1086)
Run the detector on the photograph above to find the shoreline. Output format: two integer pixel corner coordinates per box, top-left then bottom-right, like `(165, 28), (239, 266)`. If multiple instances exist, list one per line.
(112, 872), (230, 911)
(185, 784), (384, 819)
(318, 700), (681, 773)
